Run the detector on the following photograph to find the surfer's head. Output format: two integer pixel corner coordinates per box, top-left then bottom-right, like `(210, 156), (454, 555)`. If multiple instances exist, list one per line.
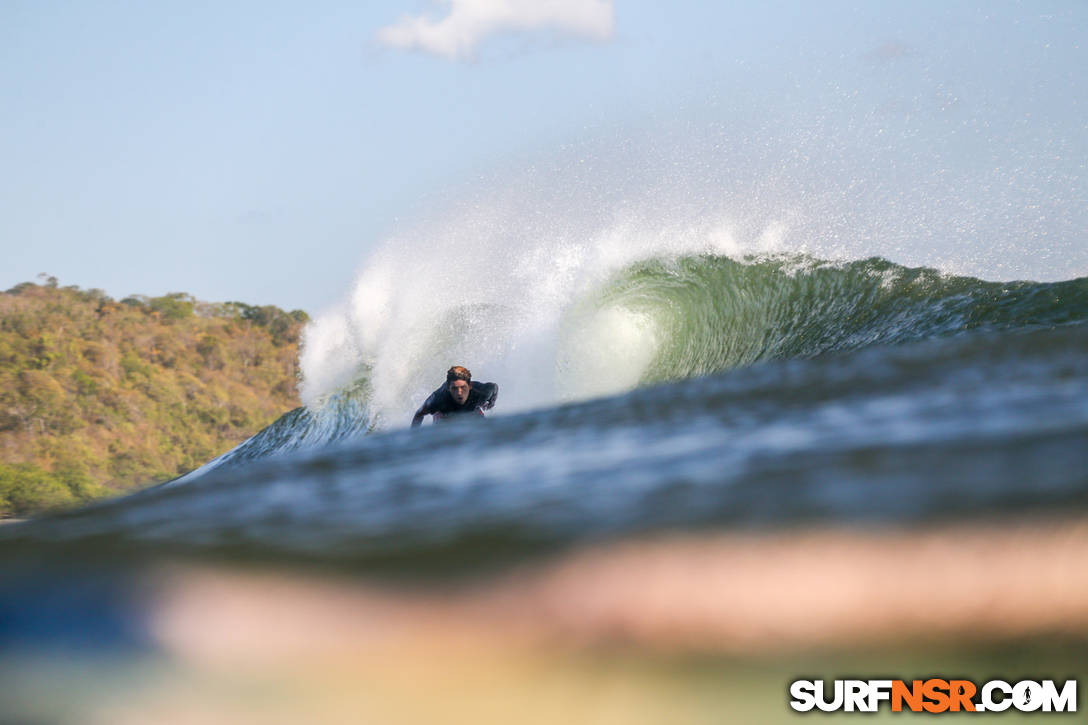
(446, 366), (472, 405)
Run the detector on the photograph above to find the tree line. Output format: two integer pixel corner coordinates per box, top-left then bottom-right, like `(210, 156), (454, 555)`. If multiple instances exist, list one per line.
(0, 277), (309, 518)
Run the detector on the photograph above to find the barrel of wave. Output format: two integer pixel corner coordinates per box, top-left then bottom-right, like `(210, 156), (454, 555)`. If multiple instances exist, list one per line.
(557, 303), (660, 401)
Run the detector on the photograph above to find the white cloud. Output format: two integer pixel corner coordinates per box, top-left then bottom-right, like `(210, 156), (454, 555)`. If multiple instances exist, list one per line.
(377, 0), (615, 61)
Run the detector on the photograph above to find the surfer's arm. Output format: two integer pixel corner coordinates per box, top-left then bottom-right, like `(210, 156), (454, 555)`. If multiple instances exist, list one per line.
(476, 382), (498, 411)
(411, 391), (439, 427)
(410, 406), (427, 427)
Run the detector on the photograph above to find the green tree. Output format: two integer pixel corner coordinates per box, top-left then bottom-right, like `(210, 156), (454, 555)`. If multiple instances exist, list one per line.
(149, 293), (195, 320)
(0, 463), (75, 517)
(0, 278), (309, 517)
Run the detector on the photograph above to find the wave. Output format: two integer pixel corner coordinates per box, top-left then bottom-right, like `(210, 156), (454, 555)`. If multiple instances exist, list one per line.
(163, 253), (1086, 486)
(588, 254), (1088, 383)
(301, 242), (1088, 426)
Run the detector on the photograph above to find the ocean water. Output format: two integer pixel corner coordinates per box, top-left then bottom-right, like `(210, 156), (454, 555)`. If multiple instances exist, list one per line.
(4, 255), (1087, 571)
(3, 249), (1087, 723)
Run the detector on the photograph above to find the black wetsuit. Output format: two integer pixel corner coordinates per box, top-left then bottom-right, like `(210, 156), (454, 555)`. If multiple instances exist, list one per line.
(411, 381), (498, 427)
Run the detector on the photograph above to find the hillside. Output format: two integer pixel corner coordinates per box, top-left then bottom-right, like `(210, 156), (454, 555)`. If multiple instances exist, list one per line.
(0, 277), (308, 517)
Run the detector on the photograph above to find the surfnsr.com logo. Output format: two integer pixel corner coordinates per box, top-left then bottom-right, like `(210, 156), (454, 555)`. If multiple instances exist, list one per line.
(789, 679), (1077, 713)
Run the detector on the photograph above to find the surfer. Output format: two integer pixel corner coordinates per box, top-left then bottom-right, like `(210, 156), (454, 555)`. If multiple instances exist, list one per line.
(411, 366), (498, 427)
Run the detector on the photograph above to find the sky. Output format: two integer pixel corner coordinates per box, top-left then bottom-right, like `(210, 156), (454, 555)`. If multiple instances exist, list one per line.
(2, 0), (1085, 313)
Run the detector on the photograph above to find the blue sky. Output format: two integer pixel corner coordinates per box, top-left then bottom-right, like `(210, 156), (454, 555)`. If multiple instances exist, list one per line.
(2, 1), (1085, 312)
